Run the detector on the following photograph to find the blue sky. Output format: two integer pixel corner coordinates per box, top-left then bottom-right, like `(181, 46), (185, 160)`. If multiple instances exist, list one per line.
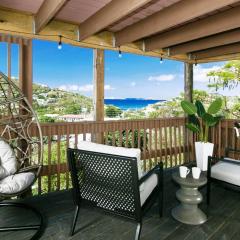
(0, 39), (239, 99)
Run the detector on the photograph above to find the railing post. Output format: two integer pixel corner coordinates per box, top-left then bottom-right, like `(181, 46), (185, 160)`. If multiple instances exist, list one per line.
(93, 49), (104, 143)
(184, 62), (194, 163)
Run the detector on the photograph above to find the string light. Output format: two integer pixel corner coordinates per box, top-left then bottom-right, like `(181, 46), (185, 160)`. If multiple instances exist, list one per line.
(194, 58), (198, 66)
(58, 35), (62, 50)
(118, 47), (122, 58)
(0, 28), (165, 58)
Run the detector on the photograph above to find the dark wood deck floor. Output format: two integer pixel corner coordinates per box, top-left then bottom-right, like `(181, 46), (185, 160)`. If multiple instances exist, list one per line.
(1, 168), (240, 240)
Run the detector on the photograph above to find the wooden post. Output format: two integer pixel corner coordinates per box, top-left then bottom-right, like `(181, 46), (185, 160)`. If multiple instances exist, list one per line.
(7, 43), (11, 79)
(184, 62), (194, 162)
(18, 38), (33, 197)
(184, 62), (193, 102)
(19, 39), (33, 105)
(93, 49), (104, 143)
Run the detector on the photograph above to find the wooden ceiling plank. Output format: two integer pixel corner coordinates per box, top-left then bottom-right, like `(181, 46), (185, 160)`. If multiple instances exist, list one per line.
(145, 5), (240, 51)
(35, 0), (67, 33)
(169, 29), (240, 55)
(115, 0), (239, 46)
(0, 8), (181, 61)
(192, 43), (240, 60)
(78, 0), (153, 41)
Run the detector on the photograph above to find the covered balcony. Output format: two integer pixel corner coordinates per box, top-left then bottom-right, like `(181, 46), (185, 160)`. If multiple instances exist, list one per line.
(0, 0), (240, 239)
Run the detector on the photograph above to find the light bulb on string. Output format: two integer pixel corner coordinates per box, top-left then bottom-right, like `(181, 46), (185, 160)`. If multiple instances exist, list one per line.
(160, 56), (163, 64)
(118, 47), (122, 58)
(194, 58), (198, 66)
(58, 35), (62, 50)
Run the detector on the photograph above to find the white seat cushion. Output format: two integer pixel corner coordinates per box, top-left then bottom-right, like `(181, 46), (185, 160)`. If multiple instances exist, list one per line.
(211, 161), (240, 186)
(77, 141), (143, 178)
(0, 139), (18, 179)
(0, 172), (35, 194)
(139, 173), (158, 206)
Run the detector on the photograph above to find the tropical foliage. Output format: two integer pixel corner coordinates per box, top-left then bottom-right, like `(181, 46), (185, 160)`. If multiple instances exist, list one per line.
(32, 83), (93, 122)
(105, 129), (147, 150)
(181, 98), (223, 142)
(105, 105), (122, 118)
(207, 60), (240, 90)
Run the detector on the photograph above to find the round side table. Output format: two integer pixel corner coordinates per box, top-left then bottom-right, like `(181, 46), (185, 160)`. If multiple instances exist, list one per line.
(171, 172), (207, 225)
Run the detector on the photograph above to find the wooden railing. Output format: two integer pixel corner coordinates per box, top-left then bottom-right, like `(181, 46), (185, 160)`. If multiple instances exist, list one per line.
(34, 117), (239, 195)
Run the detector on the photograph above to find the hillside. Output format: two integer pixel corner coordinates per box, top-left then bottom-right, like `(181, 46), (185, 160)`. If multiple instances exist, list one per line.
(32, 83), (93, 122)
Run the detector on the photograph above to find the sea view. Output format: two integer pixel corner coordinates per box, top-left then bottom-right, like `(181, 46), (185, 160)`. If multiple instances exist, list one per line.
(104, 98), (164, 110)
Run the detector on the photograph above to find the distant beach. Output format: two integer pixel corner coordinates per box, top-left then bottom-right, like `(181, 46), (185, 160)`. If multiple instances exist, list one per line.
(104, 98), (165, 110)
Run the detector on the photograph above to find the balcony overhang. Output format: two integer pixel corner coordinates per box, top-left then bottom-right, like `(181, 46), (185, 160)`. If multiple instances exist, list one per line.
(0, 0), (240, 63)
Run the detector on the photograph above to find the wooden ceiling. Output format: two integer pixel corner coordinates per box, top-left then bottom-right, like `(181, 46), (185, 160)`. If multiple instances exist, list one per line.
(0, 0), (240, 63)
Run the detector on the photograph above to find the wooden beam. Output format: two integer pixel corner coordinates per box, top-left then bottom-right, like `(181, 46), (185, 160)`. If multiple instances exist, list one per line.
(93, 49), (105, 143)
(145, 5), (240, 51)
(193, 53), (240, 63)
(0, 8), (179, 62)
(19, 39), (33, 105)
(79, 0), (152, 41)
(168, 29), (240, 55)
(191, 43), (240, 60)
(184, 63), (193, 102)
(34, 0), (67, 33)
(1, 7), (240, 63)
(115, 0), (239, 46)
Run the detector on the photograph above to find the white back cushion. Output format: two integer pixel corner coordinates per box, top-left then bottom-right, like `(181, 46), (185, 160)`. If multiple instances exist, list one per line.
(223, 157), (240, 163)
(77, 141), (143, 178)
(139, 173), (158, 206)
(0, 172), (35, 194)
(0, 139), (18, 179)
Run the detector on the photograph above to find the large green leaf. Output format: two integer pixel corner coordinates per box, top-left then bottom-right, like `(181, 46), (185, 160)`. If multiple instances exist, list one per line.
(207, 98), (223, 114)
(181, 101), (197, 115)
(202, 113), (217, 126)
(188, 114), (200, 127)
(186, 123), (200, 133)
(195, 100), (206, 117)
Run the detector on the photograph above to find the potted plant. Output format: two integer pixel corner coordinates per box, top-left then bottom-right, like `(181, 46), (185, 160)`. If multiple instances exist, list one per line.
(181, 98), (223, 171)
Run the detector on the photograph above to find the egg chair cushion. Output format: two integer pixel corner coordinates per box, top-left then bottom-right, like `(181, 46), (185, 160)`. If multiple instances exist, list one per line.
(0, 172), (35, 194)
(0, 139), (18, 180)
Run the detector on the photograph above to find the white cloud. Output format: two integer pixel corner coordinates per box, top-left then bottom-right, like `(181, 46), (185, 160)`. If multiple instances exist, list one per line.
(104, 84), (115, 90)
(194, 65), (221, 83)
(148, 74), (175, 82)
(58, 84), (115, 92)
(130, 81), (136, 87)
(78, 84), (94, 92)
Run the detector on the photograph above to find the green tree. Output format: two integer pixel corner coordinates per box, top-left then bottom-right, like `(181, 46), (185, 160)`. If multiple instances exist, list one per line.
(231, 101), (240, 118)
(105, 105), (122, 118)
(65, 104), (82, 114)
(207, 60), (240, 91)
(39, 115), (55, 123)
(105, 129), (148, 150)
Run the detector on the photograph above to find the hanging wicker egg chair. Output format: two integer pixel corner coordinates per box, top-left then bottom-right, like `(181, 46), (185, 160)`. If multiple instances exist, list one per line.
(0, 71), (44, 240)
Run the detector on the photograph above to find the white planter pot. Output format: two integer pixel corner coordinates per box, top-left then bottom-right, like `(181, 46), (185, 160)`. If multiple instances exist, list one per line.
(195, 142), (214, 171)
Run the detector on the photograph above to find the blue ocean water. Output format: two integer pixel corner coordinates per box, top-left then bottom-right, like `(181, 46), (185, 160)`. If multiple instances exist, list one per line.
(104, 98), (164, 110)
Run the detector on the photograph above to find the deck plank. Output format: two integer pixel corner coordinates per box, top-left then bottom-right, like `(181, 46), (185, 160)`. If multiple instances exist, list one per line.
(1, 169), (240, 240)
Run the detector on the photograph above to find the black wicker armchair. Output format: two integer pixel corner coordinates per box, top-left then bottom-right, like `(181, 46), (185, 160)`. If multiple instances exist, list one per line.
(67, 145), (164, 240)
